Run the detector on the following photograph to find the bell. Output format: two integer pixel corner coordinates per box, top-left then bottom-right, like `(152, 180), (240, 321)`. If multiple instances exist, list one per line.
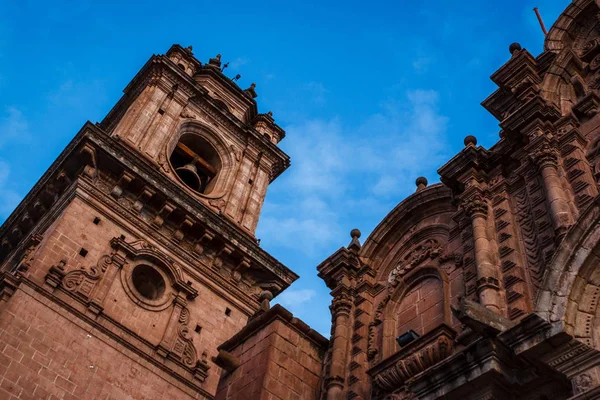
(176, 156), (203, 191)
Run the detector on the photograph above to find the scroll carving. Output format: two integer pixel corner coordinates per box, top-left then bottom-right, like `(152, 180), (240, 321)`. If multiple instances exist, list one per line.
(62, 255), (114, 299)
(170, 305), (210, 379)
(387, 239), (443, 284)
(15, 234), (43, 273)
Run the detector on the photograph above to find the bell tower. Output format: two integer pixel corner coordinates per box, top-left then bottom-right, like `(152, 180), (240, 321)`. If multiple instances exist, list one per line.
(0, 44), (297, 399)
(101, 44), (288, 234)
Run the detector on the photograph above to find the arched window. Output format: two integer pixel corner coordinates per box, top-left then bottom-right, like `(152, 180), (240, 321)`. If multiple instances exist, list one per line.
(169, 133), (222, 195)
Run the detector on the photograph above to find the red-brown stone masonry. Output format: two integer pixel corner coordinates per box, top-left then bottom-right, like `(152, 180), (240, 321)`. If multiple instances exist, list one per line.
(0, 289), (205, 400)
(396, 277), (444, 337)
(20, 196), (252, 395)
(216, 319), (324, 400)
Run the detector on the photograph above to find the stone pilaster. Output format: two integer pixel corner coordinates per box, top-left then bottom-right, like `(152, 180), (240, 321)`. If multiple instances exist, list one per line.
(530, 140), (573, 241)
(463, 193), (503, 314)
(327, 294), (353, 400)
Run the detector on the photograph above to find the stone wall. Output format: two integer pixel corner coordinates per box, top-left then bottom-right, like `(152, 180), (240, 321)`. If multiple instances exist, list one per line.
(0, 287), (206, 400)
(215, 305), (328, 400)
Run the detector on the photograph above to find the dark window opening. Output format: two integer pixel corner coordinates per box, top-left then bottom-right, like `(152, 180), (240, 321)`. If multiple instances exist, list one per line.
(132, 265), (166, 300)
(194, 324), (202, 333)
(79, 248), (88, 257)
(93, 217), (101, 225)
(170, 134), (221, 195)
(225, 307), (231, 316)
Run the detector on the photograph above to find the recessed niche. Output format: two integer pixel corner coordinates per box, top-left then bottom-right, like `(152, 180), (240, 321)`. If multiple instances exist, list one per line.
(131, 265), (166, 301)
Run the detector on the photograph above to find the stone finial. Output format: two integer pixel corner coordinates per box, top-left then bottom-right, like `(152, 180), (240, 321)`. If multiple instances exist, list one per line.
(244, 82), (258, 99)
(348, 228), (361, 252)
(509, 42), (522, 55)
(416, 176), (428, 192)
(185, 45), (193, 53)
(464, 135), (477, 147)
(206, 54), (222, 69)
(267, 111), (273, 117)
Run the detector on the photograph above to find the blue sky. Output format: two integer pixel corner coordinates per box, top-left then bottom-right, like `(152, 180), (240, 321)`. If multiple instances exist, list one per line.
(0, 0), (568, 336)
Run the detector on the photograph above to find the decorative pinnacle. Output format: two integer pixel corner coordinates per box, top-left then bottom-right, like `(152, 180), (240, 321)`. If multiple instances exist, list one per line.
(348, 228), (362, 252)
(509, 42), (522, 55)
(416, 177), (428, 191)
(464, 135), (477, 147)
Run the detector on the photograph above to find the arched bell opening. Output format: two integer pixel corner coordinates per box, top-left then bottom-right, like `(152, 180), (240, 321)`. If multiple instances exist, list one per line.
(169, 133), (222, 195)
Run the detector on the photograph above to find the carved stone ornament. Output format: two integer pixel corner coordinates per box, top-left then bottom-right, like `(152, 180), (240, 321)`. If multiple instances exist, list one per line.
(372, 334), (453, 392)
(530, 142), (559, 170)
(330, 294), (352, 317)
(462, 194), (489, 219)
(63, 255), (114, 300)
(573, 373), (594, 394)
(180, 106), (197, 119)
(209, 198), (226, 212)
(172, 307), (200, 368)
(387, 239), (443, 284)
(15, 234), (43, 273)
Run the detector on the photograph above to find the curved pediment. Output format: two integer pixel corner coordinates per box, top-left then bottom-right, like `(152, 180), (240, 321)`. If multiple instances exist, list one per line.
(359, 184), (457, 278)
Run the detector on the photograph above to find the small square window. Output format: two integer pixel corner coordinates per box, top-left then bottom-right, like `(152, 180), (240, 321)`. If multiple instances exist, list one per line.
(194, 325), (202, 333)
(225, 308), (231, 317)
(79, 248), (88, 257)
(93, 217), (101, 225)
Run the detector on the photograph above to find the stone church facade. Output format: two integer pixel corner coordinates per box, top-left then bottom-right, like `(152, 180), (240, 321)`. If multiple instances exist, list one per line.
(3, 1), (600, 399)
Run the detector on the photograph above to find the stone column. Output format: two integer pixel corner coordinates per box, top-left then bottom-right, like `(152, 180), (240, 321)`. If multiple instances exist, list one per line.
(464, 195), (503, 313)
(530, 142), (573, 240)
(326, 295), (352, 400)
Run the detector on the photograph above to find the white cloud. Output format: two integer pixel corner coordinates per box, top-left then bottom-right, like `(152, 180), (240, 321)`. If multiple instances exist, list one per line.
(47, 79), (107, 112)
(305, 82), (328, 104)
(0, 160), (21, 219)
(412, 56), (432, 72)
(0, 106), (30, 148)
(0, 107), (27, 220)
(257, 88), (450, 254)
(228, 57), (248, 71)
(277, 289), (316, 306)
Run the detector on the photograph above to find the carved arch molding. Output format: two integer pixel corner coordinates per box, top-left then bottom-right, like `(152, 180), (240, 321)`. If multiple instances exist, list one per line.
(536, 201), (600, 350)
(368, 237), (460, 388)
(543, 0), (600, 115)
(44, 236), (209, 381)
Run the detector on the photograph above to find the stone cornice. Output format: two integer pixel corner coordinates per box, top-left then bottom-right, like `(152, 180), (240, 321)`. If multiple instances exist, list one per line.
(499, 95), (561, 133)
(0, 122), (298, 294)
(217, 304), (329, 352)
(438, 146), (490, 195)
(316, 247), (360, 290)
